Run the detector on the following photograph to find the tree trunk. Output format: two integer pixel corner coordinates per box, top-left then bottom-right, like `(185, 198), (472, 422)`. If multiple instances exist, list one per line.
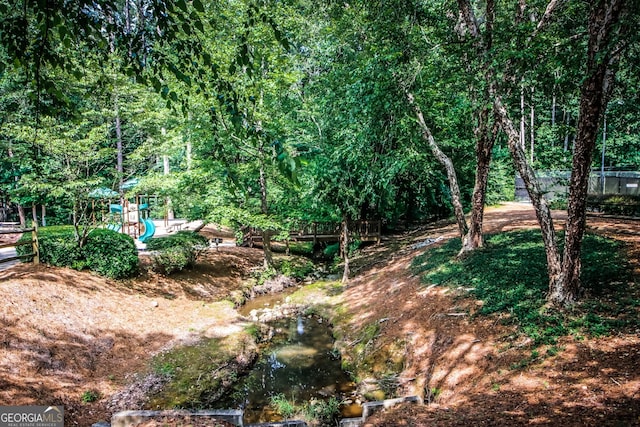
(186, 112), (193, 170)
(258, 158), (274, 269)
(458, 0), (627, 305)
(461, 108), (498, 254)
(564, 111), (570, 151)
(41, 204), (46, 227)
(530, 87), (535, 163)
(406, 91), (468, 240)
(550, 0), (625, 306)
(520, 84), (526, 149)
(492, 91), (563, 285)
(341, 215), (350, 284)
(163, 154), (174, 220)
(17, 204), (26, 228)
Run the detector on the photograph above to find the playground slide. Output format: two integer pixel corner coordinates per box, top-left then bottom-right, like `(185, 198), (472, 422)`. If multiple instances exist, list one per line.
(138, 218), (156, 242)
(106, 223), (121, 232)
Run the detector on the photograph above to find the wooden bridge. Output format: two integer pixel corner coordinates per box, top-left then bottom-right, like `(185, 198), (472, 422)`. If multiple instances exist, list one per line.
(242, 220), (382, 247)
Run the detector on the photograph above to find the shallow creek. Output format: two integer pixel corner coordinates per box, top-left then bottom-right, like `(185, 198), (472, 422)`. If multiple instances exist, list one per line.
(216, 291), (362, 423)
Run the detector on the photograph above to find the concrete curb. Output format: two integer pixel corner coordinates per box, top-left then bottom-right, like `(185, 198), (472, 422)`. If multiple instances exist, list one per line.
(98, 396), (422, 427)
(110, 409), (244, 427)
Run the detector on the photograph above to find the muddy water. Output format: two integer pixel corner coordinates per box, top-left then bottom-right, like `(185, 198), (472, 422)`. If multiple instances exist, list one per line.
(214, 313), (360, 423)
(237, 286), (299, 317)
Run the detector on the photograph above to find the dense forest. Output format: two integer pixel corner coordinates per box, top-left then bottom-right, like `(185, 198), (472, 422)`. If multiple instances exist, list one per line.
(1, 0), (639, 304)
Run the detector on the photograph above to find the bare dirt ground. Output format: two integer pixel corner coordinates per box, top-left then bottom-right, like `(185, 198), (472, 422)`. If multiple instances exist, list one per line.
(0, 203), (638, 426)
(342, 203), (640, 426)
(0, 243), (264, 426)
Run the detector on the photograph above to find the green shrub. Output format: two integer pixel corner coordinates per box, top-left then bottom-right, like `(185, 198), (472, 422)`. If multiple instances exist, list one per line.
(323, 243), (339, 258)
(152, 245), (196, 274)
(17, 226), (83, 266)
(147, 231), (207, 275)
(278, 257), (315, 280)
(270, 394), (297, 419)
(587, 194), (640, 216)
(17, 226), (138, 279)
(146, 231), (208, 251)
(84, 229), (139, 279)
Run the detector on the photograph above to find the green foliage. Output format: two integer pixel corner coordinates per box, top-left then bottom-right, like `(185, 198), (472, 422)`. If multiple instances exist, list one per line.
(17, 226), (138, 278)
(269, 393), (297, 420)
(269, 394), (341, 425)
(323, 243), (340, 258)
(303, 397), (341, 425)
(278, 257), (315, 280)
(80, 389), (101, 403)
(411, 230), (633, 344)
(147, 231), (208, 275)
(83, 229), (139, 279)
(252, 267), (278, 285)
(587, 195), (640, 216)
(17, 226), (83, 267)
(146, 231), (209, 250)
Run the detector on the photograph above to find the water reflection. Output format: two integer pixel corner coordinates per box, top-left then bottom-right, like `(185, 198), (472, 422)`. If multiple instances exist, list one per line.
(213, 316), (358, 423)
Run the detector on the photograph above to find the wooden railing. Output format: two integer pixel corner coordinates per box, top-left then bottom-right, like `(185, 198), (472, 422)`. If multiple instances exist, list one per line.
(0, 222), (39, 267)
(242, 220), (381, 246)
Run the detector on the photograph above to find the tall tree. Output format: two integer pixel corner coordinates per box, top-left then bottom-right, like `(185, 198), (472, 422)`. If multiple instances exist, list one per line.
(456, 0), (636, 304)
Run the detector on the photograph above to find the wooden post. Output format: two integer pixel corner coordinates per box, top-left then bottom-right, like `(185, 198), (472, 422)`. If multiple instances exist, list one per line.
(313, 222), (317, 247)
(31, 221), (39, 265)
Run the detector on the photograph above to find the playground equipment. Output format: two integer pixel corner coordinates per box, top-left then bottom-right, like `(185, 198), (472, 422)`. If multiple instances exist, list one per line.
(90, 184), (164, 242)
(108, 200), (156, 242)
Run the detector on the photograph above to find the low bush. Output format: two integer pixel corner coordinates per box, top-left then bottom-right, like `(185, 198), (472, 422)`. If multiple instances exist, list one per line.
(16, 226), (138, 278)
(587, 194), (640, 216)
(83, 228), (139, 278)
(146, 231), (208, 251)
(278, 257), (315, 280)
(147, 231), (208, 275)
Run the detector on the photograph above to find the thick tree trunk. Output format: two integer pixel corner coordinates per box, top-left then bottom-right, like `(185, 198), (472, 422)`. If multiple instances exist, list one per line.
(406, 91), (468, 240)
(550, 0), (625, 305)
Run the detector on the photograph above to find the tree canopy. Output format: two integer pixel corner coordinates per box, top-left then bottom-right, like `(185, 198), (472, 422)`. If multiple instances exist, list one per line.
(1, 0), (639, 302)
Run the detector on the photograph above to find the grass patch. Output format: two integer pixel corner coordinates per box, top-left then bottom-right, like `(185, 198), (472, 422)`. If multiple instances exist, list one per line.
(411, 230), (635, 344)
(269, 393), (341, 426)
